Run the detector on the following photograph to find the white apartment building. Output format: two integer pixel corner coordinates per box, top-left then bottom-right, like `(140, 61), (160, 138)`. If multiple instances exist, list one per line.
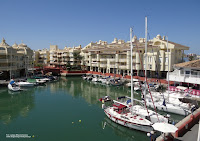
(81, 35), (189, 78)
(34, 48), (50, 66)
(49, 45), (82, 68)
(168, 59), (200, 86)
(0, 38), (34, 79)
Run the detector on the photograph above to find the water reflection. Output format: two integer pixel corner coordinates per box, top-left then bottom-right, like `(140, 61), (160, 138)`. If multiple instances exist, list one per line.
(0, 87), (35, 124)
(103, 117), (149, 140)
(50, 77), (184, 121)
(55, 77), (132, 105)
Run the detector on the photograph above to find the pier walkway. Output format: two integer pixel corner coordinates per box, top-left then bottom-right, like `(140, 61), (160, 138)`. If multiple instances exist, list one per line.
(156, 108), (200, 141)
(176, 122), (199, 141)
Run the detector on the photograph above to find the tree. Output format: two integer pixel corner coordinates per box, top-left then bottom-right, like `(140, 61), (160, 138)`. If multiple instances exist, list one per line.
(189, 56), (195, 61)
(66, 61), (71, 71)
(72, 52), (82, 70)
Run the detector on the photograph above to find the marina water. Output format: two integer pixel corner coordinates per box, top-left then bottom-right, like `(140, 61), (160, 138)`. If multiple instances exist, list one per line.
(0, 77), (183, 141)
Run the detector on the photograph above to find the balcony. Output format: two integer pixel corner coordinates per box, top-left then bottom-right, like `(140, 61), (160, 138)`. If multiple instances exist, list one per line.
(91, 58), (97, 61)
(0, 59), (8, 62)
(108, 58), (115, 62)
(119, 65), (127, 69)
(100, 64), (107, 68)
(0, 66), (17, 71)
(100, 58), (107, 61)
(92, 63), (97, 67)
(118, 58), (127, 62)
(109, 64), (116, 68)
(0, 50), (6, 54)
(62, 54), (69, 57)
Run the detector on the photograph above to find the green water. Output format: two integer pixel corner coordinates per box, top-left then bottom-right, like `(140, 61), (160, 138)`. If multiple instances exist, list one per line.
(0, 77), (183, 141)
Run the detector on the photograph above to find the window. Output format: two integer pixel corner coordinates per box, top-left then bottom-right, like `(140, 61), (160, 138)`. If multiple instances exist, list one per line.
(185, 71), (190, 75)
(159, 57), (162, 63)
(180, 69), (184, 74)
(191, 71), (198, 75)
(0, 47), (5, 50)
(149, 64), (152, 69)
(148, 56), (152, 63)
(165, 57), (168, 63)
(143, 64), (146, 69)
(18, 49), (24, 51)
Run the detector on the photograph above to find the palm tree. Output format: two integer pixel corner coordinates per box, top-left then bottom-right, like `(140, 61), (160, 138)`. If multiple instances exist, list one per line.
(72, 52), (82, 70)
(189, 56), (195, 61)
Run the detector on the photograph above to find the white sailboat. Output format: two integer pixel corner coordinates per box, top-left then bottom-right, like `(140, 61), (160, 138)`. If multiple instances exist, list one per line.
(101, 20), (170, 132)
(125, 79), (143, 91)
(16, 55), (35, 87)
(7, 47), (21, 91)
(144, 28), (192, 116)
(102, 27), (153, 132)
(128, 17), (169, 123)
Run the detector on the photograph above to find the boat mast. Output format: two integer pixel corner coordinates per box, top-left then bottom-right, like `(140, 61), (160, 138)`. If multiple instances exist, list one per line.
(130, 27), (134, 108)
(25, 55), (28, 78)
(167, 36), (169, 102)
(144, 16), (148, 100)
(10, 46), (12, 80)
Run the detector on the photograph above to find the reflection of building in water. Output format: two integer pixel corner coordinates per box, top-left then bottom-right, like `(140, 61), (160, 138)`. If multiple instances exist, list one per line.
(81, 82), (128, 104)
(60, 77), (130, 105)
(48, 77), (130, 105)
(0, 89), (35, 124)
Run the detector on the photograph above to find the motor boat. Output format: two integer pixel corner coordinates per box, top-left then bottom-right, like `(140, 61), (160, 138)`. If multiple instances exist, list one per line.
(8, 79), (21, 92)
(16, 79), (35, 87)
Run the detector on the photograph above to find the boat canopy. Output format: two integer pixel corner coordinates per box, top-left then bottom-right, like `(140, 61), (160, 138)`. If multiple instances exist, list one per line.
(113, 103), (127, 110)
(132, 78), (139, 82)
(176, 86), (188, 90)
(10, 80), (15, 85)
(127, 99), (131, 104)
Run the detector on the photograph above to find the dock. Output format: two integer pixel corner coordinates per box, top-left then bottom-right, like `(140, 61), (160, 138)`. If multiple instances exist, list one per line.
(156, 108), (200, 141)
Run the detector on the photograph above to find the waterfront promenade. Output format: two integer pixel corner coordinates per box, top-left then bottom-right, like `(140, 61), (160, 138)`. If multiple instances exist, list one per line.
(155, 108), (200, 141)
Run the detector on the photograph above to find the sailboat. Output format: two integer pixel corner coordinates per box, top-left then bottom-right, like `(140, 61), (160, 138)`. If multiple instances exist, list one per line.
(7, 46), (21, 91)
(143, 25), (193, 116)
(101, 19), (170, 132)
(16, 55), (35, 87)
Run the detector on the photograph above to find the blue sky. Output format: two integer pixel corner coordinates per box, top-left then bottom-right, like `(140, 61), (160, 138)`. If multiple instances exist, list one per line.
(0, 0), (199, 53)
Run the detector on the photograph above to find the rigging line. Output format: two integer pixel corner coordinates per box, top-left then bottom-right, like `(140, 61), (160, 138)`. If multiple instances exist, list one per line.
(134, 40), (150, 118)
(135, 38), (160, 122)
(147, 33), (163, 94)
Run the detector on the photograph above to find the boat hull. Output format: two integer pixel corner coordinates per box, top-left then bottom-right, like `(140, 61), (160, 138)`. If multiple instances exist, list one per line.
(104, 109), (153, 133)
(8, 84), (21, 92)
(16, 82), (35, 87)
(146, 101), (190, 116)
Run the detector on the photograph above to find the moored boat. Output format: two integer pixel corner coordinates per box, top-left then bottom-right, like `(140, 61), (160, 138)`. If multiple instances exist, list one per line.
(16, 79), (35, 87)
(8, 79), (21, 92)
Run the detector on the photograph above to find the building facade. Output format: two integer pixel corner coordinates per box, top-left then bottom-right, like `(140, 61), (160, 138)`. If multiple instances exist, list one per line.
(81, 35), (189, 78)
(34, 48), (50, 66)
(49, 45), (82, 69)
(168, 59), (200, 86)
(0, 38), (34, 79)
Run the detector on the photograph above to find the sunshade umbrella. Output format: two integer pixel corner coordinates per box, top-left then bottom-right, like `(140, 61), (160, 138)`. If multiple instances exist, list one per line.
(152, 123), (178, 133)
